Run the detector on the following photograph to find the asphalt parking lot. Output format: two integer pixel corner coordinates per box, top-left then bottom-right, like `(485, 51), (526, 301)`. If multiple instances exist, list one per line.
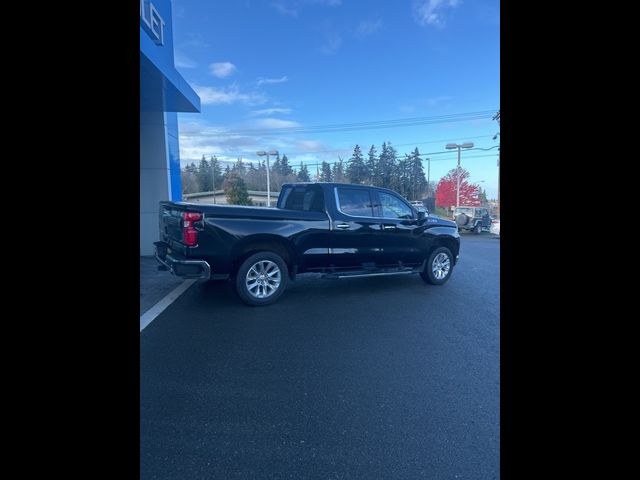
(140, 233), (500, 479)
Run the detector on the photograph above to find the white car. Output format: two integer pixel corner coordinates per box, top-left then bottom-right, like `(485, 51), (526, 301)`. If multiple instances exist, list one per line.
(490, 219), (500, 236)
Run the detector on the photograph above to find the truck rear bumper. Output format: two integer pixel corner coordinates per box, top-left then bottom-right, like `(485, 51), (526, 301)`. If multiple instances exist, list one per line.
(154, 242), (211, 280)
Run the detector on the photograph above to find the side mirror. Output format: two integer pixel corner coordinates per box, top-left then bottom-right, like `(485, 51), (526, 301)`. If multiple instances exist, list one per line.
(417, 211), (426, 221)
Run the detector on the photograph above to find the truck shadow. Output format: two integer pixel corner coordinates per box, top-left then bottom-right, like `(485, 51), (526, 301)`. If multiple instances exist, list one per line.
(191, 273), (445, 311)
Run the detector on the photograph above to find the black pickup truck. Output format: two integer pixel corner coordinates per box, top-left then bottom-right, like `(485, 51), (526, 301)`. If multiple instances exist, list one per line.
(155, 182), (460, 306)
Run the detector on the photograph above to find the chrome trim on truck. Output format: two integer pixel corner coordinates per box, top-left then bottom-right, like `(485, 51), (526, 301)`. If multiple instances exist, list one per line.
(155, 250), (211, 281)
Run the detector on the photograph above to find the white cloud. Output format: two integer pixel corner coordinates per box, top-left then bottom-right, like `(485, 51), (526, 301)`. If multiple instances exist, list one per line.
(248, 107), (293, 117)
(179, 33), (210, 49)
(270, 0), (341, 17)
(270, 1), (298, 16)
(307, 0), (341, 5)
(426, 95), (454, 106)
(356, 19), (382, 38)
(178, 120), (345, 167)
(320, 31), (342, 54)
(174, 50), (197, 69)
(209, 62), (238, 78)
(252, 118), (302, 130)
(412, 0), (461, 27)
(295, 140), (324, 152)
(193, 84), (267, 106)
(257, 76), (289, 86)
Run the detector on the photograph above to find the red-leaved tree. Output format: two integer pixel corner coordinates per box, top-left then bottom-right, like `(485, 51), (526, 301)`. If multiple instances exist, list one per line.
(435, 168), (481, 208)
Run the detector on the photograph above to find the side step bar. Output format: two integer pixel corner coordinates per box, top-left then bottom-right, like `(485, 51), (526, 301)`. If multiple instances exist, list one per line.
(322, 269), (416, 280)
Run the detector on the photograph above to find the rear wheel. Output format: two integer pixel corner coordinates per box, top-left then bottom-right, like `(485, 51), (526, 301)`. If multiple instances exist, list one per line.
(235, 252), (289, 306)
(420, 247), (454, 285)
(474, 222), (482, 234)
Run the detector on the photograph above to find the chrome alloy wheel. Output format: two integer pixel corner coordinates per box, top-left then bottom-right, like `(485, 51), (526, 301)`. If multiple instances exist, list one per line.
(245, 260), (281, 299)
(431, 252), (451, 280)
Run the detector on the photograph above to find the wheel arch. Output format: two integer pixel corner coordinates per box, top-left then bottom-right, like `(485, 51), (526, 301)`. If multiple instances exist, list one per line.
(230, 234), (297, 277)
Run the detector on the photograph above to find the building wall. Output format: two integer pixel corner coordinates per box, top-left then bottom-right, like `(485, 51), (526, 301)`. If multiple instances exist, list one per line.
(140, 0), (200, 255)
(140, 111), (173, 254)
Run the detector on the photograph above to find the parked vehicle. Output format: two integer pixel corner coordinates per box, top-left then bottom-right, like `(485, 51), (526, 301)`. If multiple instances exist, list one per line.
(453, 206), (491, 234)
(490, 218), (500, 236)
(155, 183), (461, 306)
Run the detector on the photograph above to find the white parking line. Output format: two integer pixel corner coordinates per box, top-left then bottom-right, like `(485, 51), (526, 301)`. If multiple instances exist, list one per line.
(140, 279), (197, 332)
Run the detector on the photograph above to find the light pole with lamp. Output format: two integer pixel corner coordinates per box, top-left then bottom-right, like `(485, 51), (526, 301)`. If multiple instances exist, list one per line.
(445, 142), (474, 208)
(256, 150), (278, 207)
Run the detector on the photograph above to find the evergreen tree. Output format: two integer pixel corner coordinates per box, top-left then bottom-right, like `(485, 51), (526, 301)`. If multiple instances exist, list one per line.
(197, 155), (212, 192)
(479, 188), (488, 206)
(319, 161), (332, 182)
(185, 162), (198, 174)
(223, 172), (253, 205)
(332, 157), (346, 183)
(271, 155), (282, 176)
(244, 161), (262, 191)
(232, 157), (247, 176)
(396, 154), (411, 197)
(297, 162), (310, 182)
(222, 165), (231, 186)
(346, 145), (368, 184)
(408, 147), (427, 200)
(210, 156), (223, 190)
(367, 145), (378, 185)
(378, 142), (397, 189)
(280, 154), (294, 176)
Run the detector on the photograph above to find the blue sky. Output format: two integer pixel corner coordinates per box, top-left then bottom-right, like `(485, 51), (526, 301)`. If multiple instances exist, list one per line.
(172, 0), (500, 198)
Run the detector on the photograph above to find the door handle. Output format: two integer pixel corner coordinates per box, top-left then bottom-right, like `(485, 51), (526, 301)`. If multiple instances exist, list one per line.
(383, 225), (397, 230)
(335, 223), (350, 229)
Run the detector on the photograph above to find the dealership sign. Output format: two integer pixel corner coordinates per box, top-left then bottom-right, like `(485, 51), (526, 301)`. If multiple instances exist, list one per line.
(140, 0), (165, 45)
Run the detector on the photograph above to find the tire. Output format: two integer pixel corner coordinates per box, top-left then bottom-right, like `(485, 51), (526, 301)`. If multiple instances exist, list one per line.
(420, 247), (454, 285)
(235, 252), (289, 306)
(455, 214), (469, 227)
(474, 222), (482, 234)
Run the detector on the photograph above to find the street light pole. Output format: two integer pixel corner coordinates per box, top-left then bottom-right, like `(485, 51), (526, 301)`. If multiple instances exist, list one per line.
(446, 142), (474, 208)
(256, 150), (278, 207)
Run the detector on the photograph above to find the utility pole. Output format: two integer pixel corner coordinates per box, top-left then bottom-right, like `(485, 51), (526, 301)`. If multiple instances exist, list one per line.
(446, 142), (473, 208)
(497, 148), (500, 217)
(493, 131), (500, 217)
(426, 157), (431, 198)
(211, 157), (216, 204)
(493, 110), (500, 217)
(456, 148), (461, 208)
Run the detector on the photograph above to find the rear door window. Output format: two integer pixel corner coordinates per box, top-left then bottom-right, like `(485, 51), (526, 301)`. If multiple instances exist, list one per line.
(336, 188), (374, 217)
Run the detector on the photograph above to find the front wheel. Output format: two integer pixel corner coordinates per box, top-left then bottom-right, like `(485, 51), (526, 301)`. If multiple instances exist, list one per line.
(235, 252), (289, 306)
(420, 247), (454, 285)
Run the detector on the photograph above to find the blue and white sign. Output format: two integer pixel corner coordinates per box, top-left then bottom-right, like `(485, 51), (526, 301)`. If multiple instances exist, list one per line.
(140, 0), (165, 45)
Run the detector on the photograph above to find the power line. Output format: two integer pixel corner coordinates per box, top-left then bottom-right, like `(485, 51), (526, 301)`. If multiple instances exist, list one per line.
(197, 153), (498, 171)
(190, 134), (497, 159)
(206, 110), (497, 137)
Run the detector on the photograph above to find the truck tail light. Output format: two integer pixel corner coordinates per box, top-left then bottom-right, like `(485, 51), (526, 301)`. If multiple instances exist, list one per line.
(182, 212), (202, 246)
